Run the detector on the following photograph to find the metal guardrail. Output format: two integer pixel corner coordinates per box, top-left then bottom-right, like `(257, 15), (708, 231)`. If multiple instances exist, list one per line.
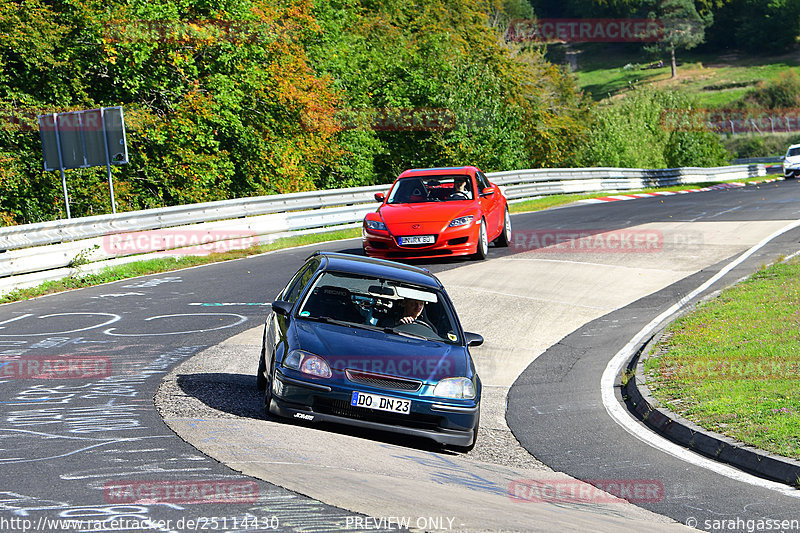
(0, 164), (765, 291)
(730, 156), (783, 165)
(490, 164), (765, 200)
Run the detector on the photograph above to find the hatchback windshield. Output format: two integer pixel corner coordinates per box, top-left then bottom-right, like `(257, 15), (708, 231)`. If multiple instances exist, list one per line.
(788, 147), (800, 157)
(387, 176), (474, 204)
(298, 271), (460, 343)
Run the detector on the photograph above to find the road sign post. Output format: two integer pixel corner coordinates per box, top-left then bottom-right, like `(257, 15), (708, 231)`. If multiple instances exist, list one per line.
(38, 107), (129, 219)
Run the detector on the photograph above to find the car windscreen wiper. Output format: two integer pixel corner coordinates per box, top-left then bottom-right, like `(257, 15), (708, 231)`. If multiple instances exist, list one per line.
(308, 315), (386, 334)
(381, 327), (429, 340)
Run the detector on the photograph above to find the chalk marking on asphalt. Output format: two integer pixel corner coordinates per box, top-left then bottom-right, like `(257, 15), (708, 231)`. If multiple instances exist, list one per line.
(0, 313), (122, 337)
(103, 313), (248, 336)
(0, 314), (33, 329)
(601, 218), (800, 498)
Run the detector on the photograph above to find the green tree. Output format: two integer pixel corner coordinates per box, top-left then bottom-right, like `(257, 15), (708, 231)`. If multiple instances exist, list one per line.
(0, 0), (592, 223)
(308, 0), (589, 184)
(705, 0), (800, 53)
(649, 0), (711, 78)
(0, 0), (344, 222)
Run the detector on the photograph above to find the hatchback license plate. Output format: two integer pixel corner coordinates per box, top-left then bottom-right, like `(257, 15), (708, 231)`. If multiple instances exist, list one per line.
(400, 235), (434, 245)
(351, 391), (411, 414)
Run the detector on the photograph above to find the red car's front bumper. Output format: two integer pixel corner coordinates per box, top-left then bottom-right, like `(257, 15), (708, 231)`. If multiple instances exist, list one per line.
(362, 224), (478, 259)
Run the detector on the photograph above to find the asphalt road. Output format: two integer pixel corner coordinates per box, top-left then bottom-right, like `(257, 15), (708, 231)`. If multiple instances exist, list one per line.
(507, 181), (800, 532)
(1, 180), (799, 532)
(0, 245), (402, 532)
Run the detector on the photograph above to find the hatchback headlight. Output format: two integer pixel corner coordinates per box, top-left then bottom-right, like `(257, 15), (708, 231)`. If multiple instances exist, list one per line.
(365, 219), (388, 231)
(433, 377), (476, 399)
(284, 350), (332, 378)
(448, 216), (474, 228)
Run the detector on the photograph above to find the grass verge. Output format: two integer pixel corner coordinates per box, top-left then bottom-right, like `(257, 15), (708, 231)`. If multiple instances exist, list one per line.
(0, 177), (778, 305)
(643, 259), (800, 461)
(569, 45), (800, 107)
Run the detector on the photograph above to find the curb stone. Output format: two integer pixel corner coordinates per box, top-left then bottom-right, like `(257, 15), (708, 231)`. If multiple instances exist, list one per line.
(580, 177), (785, 204)
(623, 327), (800, 487)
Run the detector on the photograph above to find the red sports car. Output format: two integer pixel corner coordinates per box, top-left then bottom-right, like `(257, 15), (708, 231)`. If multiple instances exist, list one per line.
(362, 166), (512, 260)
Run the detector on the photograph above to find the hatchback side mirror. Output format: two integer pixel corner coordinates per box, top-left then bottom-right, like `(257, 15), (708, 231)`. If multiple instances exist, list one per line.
(374, 192), (385, 202)
(464, 332), (484, 346)
(480, 187), (495, 197)
(271, 300), (293, 317)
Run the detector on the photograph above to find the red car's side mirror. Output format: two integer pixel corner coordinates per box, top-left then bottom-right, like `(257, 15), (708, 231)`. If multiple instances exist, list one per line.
(374, 192), (385, 202)
(480, 187), (495, 197)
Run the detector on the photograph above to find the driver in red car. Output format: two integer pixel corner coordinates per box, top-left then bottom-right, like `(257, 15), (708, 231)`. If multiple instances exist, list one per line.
(448, 177), (471, 200)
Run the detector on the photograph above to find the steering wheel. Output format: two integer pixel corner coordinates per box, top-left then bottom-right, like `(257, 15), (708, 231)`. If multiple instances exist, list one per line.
(394, 318), (437, 336)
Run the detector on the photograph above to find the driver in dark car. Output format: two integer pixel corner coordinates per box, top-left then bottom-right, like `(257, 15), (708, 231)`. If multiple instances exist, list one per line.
(398, 298), (425, 325)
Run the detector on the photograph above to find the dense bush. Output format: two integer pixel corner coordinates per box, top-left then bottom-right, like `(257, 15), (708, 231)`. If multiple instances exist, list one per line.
(747, 71), (800, 109)
(664, 130), (729, 167)
(578, 88), (727, 168)
(723, 134), (800, 159)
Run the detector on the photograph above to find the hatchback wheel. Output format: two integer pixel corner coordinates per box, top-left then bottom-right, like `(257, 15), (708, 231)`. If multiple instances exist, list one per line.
(263, 359), (275, 418)
(256, 344), (267, 391)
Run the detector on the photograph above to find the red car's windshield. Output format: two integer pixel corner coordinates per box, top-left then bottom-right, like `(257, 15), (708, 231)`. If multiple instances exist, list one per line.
(387, 176), (474, 204)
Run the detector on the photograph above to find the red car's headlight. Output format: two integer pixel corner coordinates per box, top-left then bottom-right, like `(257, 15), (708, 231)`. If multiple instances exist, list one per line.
(448, 215), (474, 228)
(365, 219), (388, 231)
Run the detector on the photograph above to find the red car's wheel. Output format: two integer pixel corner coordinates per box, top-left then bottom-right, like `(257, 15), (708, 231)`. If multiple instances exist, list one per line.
(473, 219), (488, 260)
(495, 207), (511, 247)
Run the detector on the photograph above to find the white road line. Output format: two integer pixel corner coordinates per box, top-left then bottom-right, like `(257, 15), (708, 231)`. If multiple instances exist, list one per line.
(601, 218), (800, 497)
(705, 205), (743, 219)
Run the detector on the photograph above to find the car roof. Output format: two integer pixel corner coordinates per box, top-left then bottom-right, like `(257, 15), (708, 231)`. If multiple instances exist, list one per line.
(788, 144), (800, 150)
(398, 166), (478, 178)
(309, 252), (443, 289)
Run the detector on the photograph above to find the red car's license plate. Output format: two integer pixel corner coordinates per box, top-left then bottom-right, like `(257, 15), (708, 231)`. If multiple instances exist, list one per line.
(399, 235), (434, 245)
